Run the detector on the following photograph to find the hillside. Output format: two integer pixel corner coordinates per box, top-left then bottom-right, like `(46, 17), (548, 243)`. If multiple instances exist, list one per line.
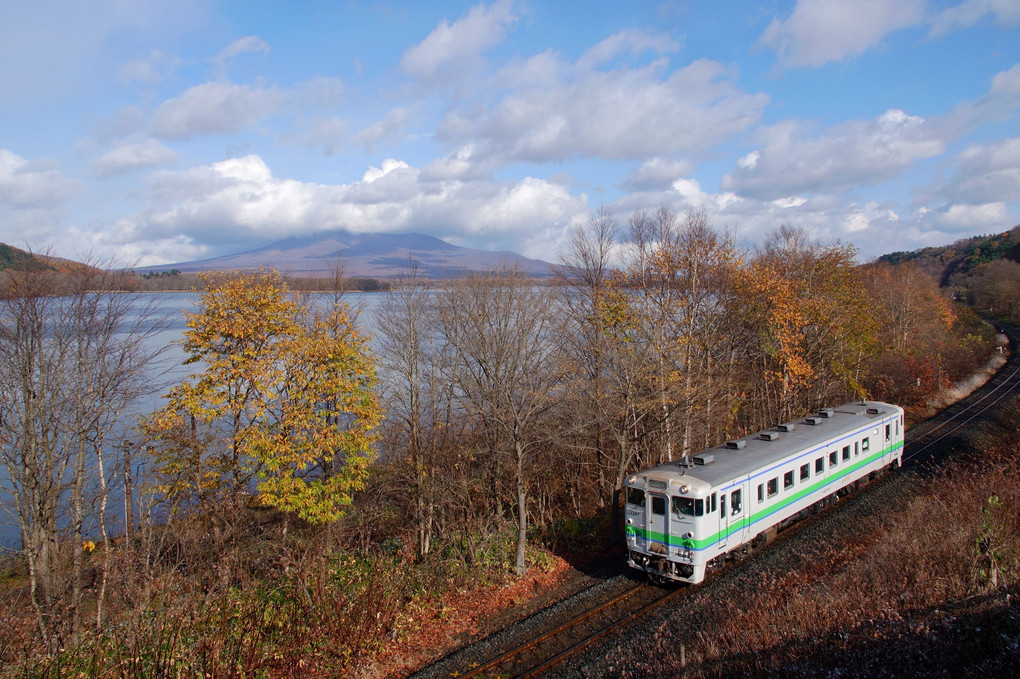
(878, 224), (1020, 288)
(0, 243), (51, 272)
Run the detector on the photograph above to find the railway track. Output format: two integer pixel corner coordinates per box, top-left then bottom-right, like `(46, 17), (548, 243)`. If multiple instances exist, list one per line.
(423, 319), (1020, 679)
(902, 319), (1020, 466)
(452, 581), (680, 678)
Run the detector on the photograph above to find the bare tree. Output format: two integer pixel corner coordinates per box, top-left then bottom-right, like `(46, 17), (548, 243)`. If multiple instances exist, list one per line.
(435, 266), (560, 574)
(0, 260), (167, 646)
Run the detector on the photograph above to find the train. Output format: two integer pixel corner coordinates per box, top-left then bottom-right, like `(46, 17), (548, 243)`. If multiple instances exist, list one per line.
(624, 400), (905, 584)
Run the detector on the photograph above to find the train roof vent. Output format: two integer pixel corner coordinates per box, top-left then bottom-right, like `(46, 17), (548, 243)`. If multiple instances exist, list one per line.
(819, 408), (835, 418)
(777, 423), (796, 432)
(866, 407), (880, 415)
(725, 439), (747, 450)
(759, 431), (780, 441)
(805, 416), (823, 425)
(693, 453), (715, 465)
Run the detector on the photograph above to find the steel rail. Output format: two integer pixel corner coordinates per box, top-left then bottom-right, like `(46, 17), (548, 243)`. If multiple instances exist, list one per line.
(457, 582), (653, 678)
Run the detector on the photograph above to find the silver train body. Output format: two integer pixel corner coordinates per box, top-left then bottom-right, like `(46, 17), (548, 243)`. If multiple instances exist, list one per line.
(624, 401), (905, 584)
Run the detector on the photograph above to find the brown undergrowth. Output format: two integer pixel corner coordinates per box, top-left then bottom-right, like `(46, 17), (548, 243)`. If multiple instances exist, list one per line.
(614, 404), (1020, 677)
(0, 506), (570, 678)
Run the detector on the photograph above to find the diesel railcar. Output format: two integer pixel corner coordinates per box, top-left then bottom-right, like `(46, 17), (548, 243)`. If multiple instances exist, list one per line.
(624, 401), (905, 584)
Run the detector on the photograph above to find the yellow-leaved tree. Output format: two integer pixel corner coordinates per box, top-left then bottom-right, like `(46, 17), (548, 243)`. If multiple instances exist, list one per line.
(144, 269), (381, 525)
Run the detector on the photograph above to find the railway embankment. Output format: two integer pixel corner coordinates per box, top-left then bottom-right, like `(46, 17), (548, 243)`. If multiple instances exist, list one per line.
(552, 321), (1020, 677)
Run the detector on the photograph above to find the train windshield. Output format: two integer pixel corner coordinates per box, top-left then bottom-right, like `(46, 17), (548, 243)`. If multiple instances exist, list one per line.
(626, 487), (645, 507)
(672, 496), (705, 516)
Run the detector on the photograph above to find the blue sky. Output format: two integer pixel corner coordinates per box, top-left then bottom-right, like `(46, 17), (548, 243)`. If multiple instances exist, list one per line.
(1, 0), (1018, 267)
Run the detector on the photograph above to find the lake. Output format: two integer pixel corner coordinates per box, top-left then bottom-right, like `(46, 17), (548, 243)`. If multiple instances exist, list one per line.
(0, 290), (391, 549)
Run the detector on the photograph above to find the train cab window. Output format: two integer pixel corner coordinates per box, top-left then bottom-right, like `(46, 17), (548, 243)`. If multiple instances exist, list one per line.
(855, 442), (859, 457)
(731, 489), (742, 515)
(626, 488), (645, 507)
(783, 471), (794, 489)
(842, 445), (851, 461)
(829, 451), (838, 467)
(885, 424), (891, 441)
(767, 478), (778, 497)
(815, 457), (824, 474)
(757, 484), (764, 503)
(652, 496), (666, 516)
(711, 493), (718, 513)
(671, 497), (704, 517)
(862, 438), (870, 452)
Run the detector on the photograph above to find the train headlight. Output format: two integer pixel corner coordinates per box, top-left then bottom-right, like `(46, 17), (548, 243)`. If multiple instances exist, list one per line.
(679, 484), (689, 493)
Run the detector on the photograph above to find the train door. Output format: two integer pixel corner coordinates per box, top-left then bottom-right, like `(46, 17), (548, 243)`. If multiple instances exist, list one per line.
(646, 492), (670, 553)
(716, 491), (728, 549)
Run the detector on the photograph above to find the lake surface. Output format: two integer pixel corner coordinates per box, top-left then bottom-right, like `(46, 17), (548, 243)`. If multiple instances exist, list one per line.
(0, 291), (390, 549)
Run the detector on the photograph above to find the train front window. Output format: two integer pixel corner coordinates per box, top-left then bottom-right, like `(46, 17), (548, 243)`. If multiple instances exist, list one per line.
(652, 496), (666, 516)
(671, 496), (705, 516)
(626, 487), (645, 507)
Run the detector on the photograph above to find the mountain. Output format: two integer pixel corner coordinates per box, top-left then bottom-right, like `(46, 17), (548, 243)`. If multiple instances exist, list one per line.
(135, 230), (555, 279)
(878, 224), (1020, 287)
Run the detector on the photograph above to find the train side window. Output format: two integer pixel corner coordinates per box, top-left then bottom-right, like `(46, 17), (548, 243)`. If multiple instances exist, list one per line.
(767, 478), (778, 497)
(711, 493), (717, 513)
(695, 499), (705, 516)
(862, 438), (870, 452)
(672, 496), (694, 516)
(842, 445), (850, 461)
(652, 496), (666, 516)
(783, 470), (794, 489)
(855, 442), (859, 457)
(757, 484), (764, 502)
(815, 457), (824, 473)
(731, 489), (742, 515)
(885, 424), (891, 441)
(800, 463), (810, 481)
(627, 488), (645, 507)
(829, 451), (838, 467)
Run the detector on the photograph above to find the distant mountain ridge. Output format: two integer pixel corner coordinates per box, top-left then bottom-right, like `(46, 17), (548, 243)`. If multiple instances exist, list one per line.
(135, 230), (554, 279)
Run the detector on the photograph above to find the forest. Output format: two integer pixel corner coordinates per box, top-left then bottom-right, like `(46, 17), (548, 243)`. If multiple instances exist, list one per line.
(0, 209), (1003, 676)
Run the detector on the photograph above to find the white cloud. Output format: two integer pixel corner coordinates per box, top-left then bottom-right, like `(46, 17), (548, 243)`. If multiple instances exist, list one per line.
(295, 117), (350, 157)
(355, 106), (416, 152)
(114, 154), (586, 262)
(759, 0), (925, 68)
(621, 158), (695, 191)
(421, 145), (492, 182)
(439, 55), (768, 162)
(0, 0), (205, 102)
(401, 0), (518, 83)
(937, 202), (1008, 228)
(722, 109), (944, 199)
(576, 29), (680, 71)
(119, 49), (181, 84)
(942, 137), (1020, 204)
(152, 82), (286, 140)
(0, 149), (77, 208)
(929, 0), (1020, 36)
(91, 138), (178, 177)
(214, 36), (270, 77)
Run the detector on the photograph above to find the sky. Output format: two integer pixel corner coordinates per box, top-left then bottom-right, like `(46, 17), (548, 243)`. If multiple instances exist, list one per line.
(1, 0), (1019, 268)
